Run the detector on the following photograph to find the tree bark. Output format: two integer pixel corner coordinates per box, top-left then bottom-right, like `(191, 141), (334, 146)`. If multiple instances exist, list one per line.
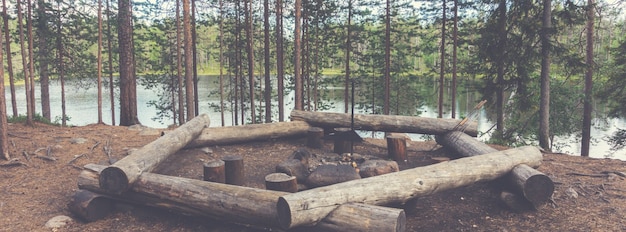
(183, 0), (195, 121)
(451, 0), (458, 119)
(16, 0), (32, 125)
(56, 0), (67, 126)
(0, 23), (8, 160)
(314, 203), (406, 232)
(344, 0), (352, 114)
(118, 0), (139, 126)
(290, 110), (478, 136)
(106, 0), (115, 125)
(294, 0), (303, 110)
(539, 0), (552, 151)
(176, 0), (185, 124)
(438, 0), (446, 118)
(277, 146), (542, 229)
(96, 0), (103, 124)
(37, 0), (51, 120)
(186, 121), (310, 148)
(263, 0), (271, 123)
(582, 0), (594, 157)
(26, 0), (36, 122)
(2, 0), (16, 118)
(219, 0), (225, 126)
(384, 0), (391, 115)
(276, 0), (284, 121)
(99, 114), (210, 194)
(435, 131), (554, 207)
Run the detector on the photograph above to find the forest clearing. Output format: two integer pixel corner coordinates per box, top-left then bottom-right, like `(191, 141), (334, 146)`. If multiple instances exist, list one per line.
(1, 112), (625, 231)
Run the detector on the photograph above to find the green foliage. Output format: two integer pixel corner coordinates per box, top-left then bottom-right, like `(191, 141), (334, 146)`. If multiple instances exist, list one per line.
(7, 114), (61, 126)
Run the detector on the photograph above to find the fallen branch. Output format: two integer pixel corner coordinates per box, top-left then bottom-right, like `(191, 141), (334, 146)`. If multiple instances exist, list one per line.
(22, 151), (31, 162)
(35, 155), (57, 162)
(68, 154), (88, 165)
(0, 158), (28, 167)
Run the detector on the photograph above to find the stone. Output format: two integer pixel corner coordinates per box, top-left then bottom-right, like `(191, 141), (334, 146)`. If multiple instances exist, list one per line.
(276, 159), (310, 182)
(70, 138), (88, 144)
(565, 187), (578, 199)
(358, 160), (399, 178)
(45, 215), (73, 229)
(306, 164), (361, 188)
(288, 148), (312, 166)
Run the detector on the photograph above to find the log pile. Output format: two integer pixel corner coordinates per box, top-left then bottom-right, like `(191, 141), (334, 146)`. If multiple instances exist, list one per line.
(70, 110), (550, 232)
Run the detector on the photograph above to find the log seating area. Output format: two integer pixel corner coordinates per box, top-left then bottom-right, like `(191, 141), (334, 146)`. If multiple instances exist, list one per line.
(69, 111), (554, 232)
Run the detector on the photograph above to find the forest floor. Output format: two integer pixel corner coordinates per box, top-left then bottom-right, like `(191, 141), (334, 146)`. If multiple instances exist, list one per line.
(1, 122), (625, 232)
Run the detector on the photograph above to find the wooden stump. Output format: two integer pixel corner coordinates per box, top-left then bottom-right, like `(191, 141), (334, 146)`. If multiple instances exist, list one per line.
(68, 190), (114, 222)
(265, 173), (298, 193)
(306, 127), (324, 148)
(387, 135), (407, 163)
(223, 155), (245, 186)
(203, 160), (226, 183)
(333, 128), (352, 154)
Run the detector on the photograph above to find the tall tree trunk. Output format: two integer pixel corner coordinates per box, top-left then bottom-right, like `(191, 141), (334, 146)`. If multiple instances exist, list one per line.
(118, 0), (140, 126)
(263, 0), (271, 123)
(582, 0), (594, 157)
(451, 0), (458, 119)
(106, 0), (115, 126)
(344, 0), (352, 114)
(303, 7), (310, 111)
(27, 0), (36, 121)
(183, 0), (195, 121)
(17, 0), (32, 125)
(192, 0), (199, 117)
(37, 0), (50, 120)
(57, 0), (66, 126)
(276, 0), (285, 121)
(234, 0), (241, 126)
(219, 0), (225, 126)
(245, 0), (255, 123)
(0, 18), (9, 160)
(384, 0), (391, 115)
(495, 0), (507, 134)
(2, 0), (17, 118)
(294, 0), (303, 110)
(97, 0), (104, 124)
(176, 0), (185, 124)
(438, 0), (446, 118)
(539, 0), (552, 151)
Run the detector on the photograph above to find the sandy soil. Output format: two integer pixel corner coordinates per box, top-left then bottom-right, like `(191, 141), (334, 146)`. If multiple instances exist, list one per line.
(1, 122), (625, 232)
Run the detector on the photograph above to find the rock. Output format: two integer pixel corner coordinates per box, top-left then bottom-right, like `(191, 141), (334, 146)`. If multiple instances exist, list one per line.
(276, 159), (310, 182)
(565, 187), (578, 199)
(201, 147), (213, 154)
(358, 160), (399, 178)
(306, 164), (361, 188)
(288, 148), (312, 166)
(45, 215), (73, 229)
(70, 138), (88, 144)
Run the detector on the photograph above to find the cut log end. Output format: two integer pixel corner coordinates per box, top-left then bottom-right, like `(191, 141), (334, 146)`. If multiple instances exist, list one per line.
(523, 174), (555, 206)
(68, 190), (114, 222)
(265, 173), (298, 193)
(98, 166), (130, 194)
(277, 197), (292, 229)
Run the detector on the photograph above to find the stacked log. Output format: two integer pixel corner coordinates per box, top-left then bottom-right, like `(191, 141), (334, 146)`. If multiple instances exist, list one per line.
(99, 114), (210, 194)
(290, 110), (479, 136)
(277, 146), (543, 229)
(186, 121), (310, 148)
(436, 131), (554, 207)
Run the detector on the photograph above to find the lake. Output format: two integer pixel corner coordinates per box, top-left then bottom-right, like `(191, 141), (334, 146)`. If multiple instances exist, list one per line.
(4, 75), (626, 160)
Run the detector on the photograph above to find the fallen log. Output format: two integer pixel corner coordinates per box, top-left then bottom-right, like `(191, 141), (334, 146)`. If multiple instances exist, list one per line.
(79, 164), (404, 231)
(186, 121), (310, 148)
(435, 131), (554, 207)
(68, 190), (114, 222)
(313, 203), (406, 232)
(99, 114), (210, 194)
(290, 110), (478, 137)
(277, 146), (542, 229)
